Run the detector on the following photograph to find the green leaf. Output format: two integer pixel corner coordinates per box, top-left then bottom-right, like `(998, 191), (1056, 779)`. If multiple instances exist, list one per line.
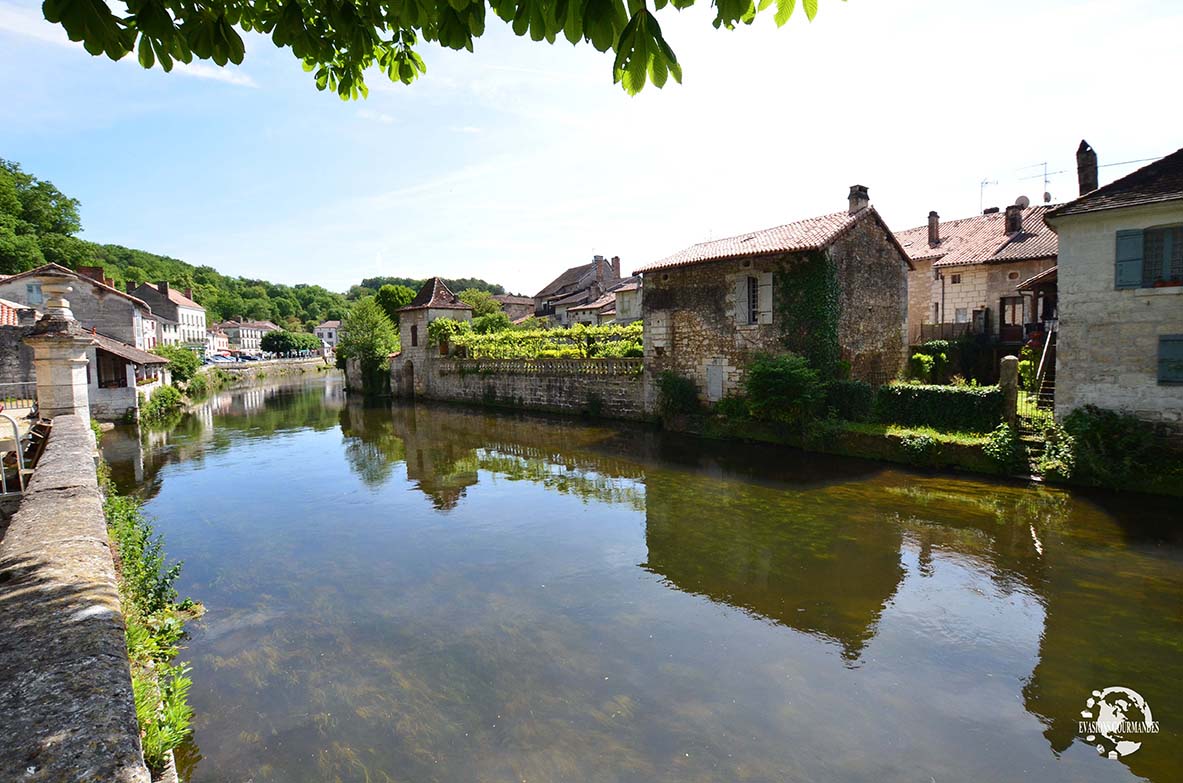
(774, 0), (795, 26)
(137, 33), (155, 68)
(802, 0), (818, 20)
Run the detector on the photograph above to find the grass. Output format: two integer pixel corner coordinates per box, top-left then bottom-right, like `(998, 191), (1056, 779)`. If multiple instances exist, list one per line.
(839, 421), (990, 446)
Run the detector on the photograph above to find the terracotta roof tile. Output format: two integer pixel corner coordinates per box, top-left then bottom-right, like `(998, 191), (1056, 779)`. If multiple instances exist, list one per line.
(636, 209), (893, 274)
(0, 299), (20, 327)
(92, 332), (169, 365)
(895, 206), (1058, 268)
(401, 277), (472, 311)
(138, 282), (203, 309)
(1048, 148), (1183, 218)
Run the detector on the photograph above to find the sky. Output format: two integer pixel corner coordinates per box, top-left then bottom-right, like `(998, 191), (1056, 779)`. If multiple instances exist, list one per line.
(1, 0), (1180, 296)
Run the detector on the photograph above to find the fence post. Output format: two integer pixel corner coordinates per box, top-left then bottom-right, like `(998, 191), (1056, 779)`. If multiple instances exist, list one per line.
(1000, 354), (1019, 427)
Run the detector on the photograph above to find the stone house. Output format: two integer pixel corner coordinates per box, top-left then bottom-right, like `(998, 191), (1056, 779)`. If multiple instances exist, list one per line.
(215, 319), (278, 354)
(534, 255), (622, 325)
(492, 295), (534, 322)
(1045, 144), (1183, 430)
(637, 186), (912, 406)
(129, 281), (207, 349)
(315, 319), (342, 348)
(0, 266), (168, 420)
(568, 276), (642, 325)
(390, 278), (473, 397)
(895, 204), (1058, 345)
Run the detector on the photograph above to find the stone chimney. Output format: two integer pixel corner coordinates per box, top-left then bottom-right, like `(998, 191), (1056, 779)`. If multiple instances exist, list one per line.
(158, 281), (170, 296)
(594, 255), (605, 283)
(927, 211), (940, 246)
(848, 185), (869, 214)
(17, 308), (37, 327)
(184, 287), (194, 301)
(126, 281), (136, 294)
(76, 265), (104, 284)
(611, 256), (621, 279)
(1077, 139), (1098, 195)
(1004, 204), (1024, 234)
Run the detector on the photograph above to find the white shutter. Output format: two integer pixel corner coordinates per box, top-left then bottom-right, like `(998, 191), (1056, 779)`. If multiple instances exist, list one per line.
(706, 365), (724, 402)
(758, 272), (773, 324)
(734, 277), (749, 324)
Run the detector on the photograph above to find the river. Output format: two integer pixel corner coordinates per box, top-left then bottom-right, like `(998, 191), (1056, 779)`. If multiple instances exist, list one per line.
(100, 377), (1182, 783)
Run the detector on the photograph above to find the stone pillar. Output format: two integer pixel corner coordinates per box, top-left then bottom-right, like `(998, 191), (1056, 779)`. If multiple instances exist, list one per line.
(1000, 355), (1019, 427)
(22, 277), (96, 422)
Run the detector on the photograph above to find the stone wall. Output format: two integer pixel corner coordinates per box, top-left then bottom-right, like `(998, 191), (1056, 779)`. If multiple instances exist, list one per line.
(1053, 201), (1183, 429)
(0, 415), (150, 783)
(642, 215), (909, 409)
(394, 358), (646, 419)
(0, 324), (35, 385)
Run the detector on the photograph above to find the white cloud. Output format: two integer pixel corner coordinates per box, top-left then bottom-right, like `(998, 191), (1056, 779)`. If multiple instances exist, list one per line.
(356, 108), (395, 124)
(173, 61), (257, 87)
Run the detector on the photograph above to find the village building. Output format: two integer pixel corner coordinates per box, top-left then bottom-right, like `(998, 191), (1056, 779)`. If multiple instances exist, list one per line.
(1045, 142), (1183, 429)
(129, 281), (207, 349)
(567, 276), (642, 325)
(315, 319), (343, 348)
(207, 327), (230, 355)
(389, 278), (473, 397)
(0, 264), (168, 419)
(151, 314), (180, 346)
(215, 319), (279, 354)
(533, 255), (622, 325)
(637, 186), (912, 404)
(492, 295), (534, 322)
(895, 204), (1058, 346)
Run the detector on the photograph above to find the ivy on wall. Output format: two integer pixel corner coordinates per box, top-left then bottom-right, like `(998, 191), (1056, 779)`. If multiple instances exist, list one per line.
(776, 250), (842, 378)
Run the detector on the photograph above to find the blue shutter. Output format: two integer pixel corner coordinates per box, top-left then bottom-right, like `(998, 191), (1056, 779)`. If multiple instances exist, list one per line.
(1159, 335), (1183, 384)
(1115, 229), (1143, 289)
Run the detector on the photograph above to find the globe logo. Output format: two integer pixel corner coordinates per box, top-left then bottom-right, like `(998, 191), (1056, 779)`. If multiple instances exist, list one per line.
(1078, 686), (1160, 759)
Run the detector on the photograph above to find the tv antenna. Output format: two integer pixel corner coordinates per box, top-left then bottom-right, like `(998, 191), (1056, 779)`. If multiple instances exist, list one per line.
(979, 178), (997, 212)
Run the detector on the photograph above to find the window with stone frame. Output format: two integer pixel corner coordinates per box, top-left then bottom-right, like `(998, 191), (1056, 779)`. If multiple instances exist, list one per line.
(746, 276), (759, 325)
(1159, 335), (1183, 385)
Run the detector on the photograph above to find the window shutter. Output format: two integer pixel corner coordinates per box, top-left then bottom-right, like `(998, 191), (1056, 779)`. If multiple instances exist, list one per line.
(1115, 229), (1143, 289)
(1159, 335), (1183, 384)
(734, 278), (749, 324)
(758, 272), (773, 324)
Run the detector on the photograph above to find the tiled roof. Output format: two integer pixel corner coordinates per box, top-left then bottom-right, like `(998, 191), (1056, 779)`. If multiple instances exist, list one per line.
(1048, 148), (1183, 218)
(895, 206), (1058, 268)
(535, 262), (595, 299)
(317, 320), (342, 329)
(137, 282), (203, 310)
(569, 291), (616, 312)
(401, 277), (471, 311)
(493, 295), (533, 305)
(0, 299), (20, 326)
(1016, 265), (1057, 292)
(552, 289), (592, 308)
(92, 331), (169, 365)
(636, 208), (903, 273)
(0, 263), (153, 311)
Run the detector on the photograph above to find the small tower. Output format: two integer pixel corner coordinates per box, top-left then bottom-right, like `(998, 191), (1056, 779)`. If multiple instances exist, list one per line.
(390, 278), (473, 398)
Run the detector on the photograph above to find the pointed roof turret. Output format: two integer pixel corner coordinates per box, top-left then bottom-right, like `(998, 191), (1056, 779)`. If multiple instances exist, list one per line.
(399, 277), (473, 311)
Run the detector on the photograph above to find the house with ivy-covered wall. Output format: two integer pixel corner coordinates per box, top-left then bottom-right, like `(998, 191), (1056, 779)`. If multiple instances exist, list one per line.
(636, 186), (912, 410)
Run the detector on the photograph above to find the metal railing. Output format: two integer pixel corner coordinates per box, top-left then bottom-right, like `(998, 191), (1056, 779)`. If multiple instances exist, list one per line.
(0, 412), (28, 495)
(0, 381), (36, 414)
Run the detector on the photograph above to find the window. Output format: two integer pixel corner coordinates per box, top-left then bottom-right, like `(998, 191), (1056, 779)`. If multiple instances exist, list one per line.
(1007, 271), (1020, 280)
(411, 324), (419, 347)
(97, 351), (127, 389)
(746, 276), (759, 325)
(1000, 296), (1024, 326)
(1116, 226), (1183, 288)
(954, 307), (968, 323)
(1160, 335), (1183, 384)
(26, 283), (43, 306)
(950, 274), (962, 284)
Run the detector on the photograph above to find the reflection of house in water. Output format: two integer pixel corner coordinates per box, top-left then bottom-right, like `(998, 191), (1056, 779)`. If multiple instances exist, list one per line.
(389, 405), (479, 510)
(641, 471), (904, 663)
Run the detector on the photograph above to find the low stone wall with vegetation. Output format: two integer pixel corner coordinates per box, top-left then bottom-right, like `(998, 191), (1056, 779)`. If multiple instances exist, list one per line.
(418, 358), (646, 419)
(0, 415), (150, 783)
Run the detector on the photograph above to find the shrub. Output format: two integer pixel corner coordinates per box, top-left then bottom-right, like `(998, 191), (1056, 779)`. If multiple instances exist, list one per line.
(824, 379), (874, 422)
(714, 393), (750, 420)
(899, 433), (939, 466)
(875, 383), (1003, 432)
(1018, 345), (1037, 391)
(908, 352), (935, 382)
(743, 353), (824, 426)
(261, 329), (321, 354)
(1060, 405), (1160, 488)
(472, 311), (512, 334)
(657, 371), (699, 417)
(984, 423), (1028, 474)
(140, 385), (183, 424)
(152, 345), (200, 384)
(1035, 420), (1076, 482)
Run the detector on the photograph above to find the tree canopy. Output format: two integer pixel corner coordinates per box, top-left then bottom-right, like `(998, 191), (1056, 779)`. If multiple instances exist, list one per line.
(261, 329), (323, 353)
(374, 283), (416, 322)
(458, 288), (502, 317)
(338, 297), (399, 391)
(41, 0), (829, 98)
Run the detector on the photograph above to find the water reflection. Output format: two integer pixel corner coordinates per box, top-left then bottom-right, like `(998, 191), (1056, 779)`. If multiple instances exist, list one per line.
(101, 381), (1183, 783)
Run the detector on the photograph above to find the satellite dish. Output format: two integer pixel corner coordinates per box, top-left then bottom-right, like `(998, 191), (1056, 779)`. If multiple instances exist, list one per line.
(1044, 191), (1052, 203)
(1015, 195), (1031, 208)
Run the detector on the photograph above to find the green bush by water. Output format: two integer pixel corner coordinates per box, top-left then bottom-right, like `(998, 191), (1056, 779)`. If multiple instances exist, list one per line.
(139, 385), (183, 424)
(875, 383), (1003, 433)
(657, 371), (699, 417)
(743, 353), (824, 427)
(823, 379), (874, 422)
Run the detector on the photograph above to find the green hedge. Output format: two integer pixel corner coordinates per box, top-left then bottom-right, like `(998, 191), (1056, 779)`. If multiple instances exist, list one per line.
(824, 379), (874, 422)
(874, 383), (1003, 432)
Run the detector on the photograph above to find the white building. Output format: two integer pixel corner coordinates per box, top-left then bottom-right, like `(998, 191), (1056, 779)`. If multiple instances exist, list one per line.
(129, 282), (207, 349)
(315, 319), (342, 348)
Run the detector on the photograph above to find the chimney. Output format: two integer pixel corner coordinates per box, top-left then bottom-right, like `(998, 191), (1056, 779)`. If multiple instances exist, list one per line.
(611, 256), (621, 279)
(983, 207), (1000, 215)
(126, 281), (136, 294)
(184, 287), (194, 300)
(848, 184), (869, 214)
(1077, 139), (1098, 195)
(158, 281), (170, 296)
(17, 308), (37, 327)
(76, 265), (104, 284)
(927, 211), (940, 246)
(594, 255), (605, 282)
(1004, 204), (1024, 234)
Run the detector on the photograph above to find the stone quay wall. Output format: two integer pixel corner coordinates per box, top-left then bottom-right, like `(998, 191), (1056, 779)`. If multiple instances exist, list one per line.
(397, 357), (647, 420)
(0, 415), (150, 783)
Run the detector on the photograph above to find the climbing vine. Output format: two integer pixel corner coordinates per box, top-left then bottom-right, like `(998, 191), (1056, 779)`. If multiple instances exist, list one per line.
(775, 250), (841, 378)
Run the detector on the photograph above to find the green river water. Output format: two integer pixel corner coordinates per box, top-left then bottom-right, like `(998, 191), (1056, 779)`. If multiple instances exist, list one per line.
(100, 377), (1182, 783)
